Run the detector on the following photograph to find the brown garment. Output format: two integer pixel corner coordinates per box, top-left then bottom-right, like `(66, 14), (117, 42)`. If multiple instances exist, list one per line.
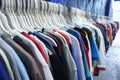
(2, 36), (43, 80)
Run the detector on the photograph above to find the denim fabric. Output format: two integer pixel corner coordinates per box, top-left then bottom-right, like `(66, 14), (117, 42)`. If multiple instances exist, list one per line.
(66, 0), (77, 8)
(77, 0), (86, 10)
(85, 0), (93, 12)
(105, 0), (113, 17)
(46, 0), (113, 17)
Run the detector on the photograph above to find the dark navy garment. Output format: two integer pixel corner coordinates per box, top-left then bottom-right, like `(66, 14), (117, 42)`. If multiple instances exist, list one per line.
(29, 32), (56, 54)
(30, 32), (68, 80)
(0, 55), (9, 80)
(95, 23), (109, 52)
(67, 29), (92, 80)
(105, 0), (113, 17)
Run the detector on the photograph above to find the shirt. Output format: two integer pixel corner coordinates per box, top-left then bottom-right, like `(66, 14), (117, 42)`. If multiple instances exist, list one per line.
(47, 32), (77, 80)
(74, 27), (91, 70)
(13, 31), (53, 80)
(3, 35), (43, 80)
(0, 55), (9, 80)
(67, 29), (92, 80)
(30, 32), (68, 80)
(22, 32), (48, 64)
(0, 48), (14, 80)
(68, 33), (86, 80)
(1, 35), (31, 80)
(0, 38), (22, 80)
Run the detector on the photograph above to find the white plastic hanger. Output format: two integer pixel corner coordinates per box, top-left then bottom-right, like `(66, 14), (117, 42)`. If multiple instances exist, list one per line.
(8, 0), (24, 32)
(0, 0), (12, 35)
(35, 0), (48, 29)
(37, 0), (49, 28)
(30, 0), (43, 30)
(53, 3), (63, 26)
(22, 0), (35, 31)
(11, 0), (25, 32)
(0, 0), (15, 34)
(26, 0), (40, 30)
(52, 3), (65, 28)
(0, 19), (8, 34)
(15, 0), (30, 31)
(38, 1), (52, 29)
(40, 1), (56, 29)
(43, 1), (59, 29)
(33, 0), (43, 29)
(58, 5), (74, 28)
(53, 3), (71, 29)
(4, 0), (19, 31)
(70, 7), (77, 23)
(0, 11), (13, 35)
(0, 0), (11, 34)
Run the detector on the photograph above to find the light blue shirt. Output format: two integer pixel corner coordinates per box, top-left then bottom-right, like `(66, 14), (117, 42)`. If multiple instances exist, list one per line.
(68, 33), (86, 80)
(0, 38), (30, 80)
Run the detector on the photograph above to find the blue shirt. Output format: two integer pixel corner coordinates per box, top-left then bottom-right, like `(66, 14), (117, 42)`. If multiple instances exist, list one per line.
(0, 55), (9, 80)
(31, 32), (56, 54)
(67, 29), (92, 80)
(68, 33), (86, 80)
(82, 28), (100, 60)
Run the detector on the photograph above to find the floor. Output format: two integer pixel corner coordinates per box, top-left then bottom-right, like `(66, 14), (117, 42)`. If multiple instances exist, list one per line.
(94, 29), (120, 80)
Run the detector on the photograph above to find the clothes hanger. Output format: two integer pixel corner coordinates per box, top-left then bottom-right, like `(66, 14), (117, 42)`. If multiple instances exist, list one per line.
(87, 12), (96, 24)
(0, 0), (16, 34)
(0, 19), (8, 34)
(57, 4), (67, 25)
(0, 10), (13, 35)
(43, 1), (59, 29)
(70, 7), (79, 24)
(31, 0), (42, 29)
(15, 0), (28, 31)
(0, 0), (10, 34)
(48, 2), (59, 27)
(77, 9), (86, 25)
(4, 0), (19, 31)
(37, 0), (49, 28)
(73, 9), (85, 26)
(35, 0), (49, 29)
(58, 5), (74, 28)
(38, 1), (52, 29)
(96, 14), (102, 23)
(22, 0), (36, 31)
(11, 0), (25, 32)
(48, 2), (63, 28)
(8, 0), (24, 32)
(37, 0), (50, 29)
(33, 0), (44, 29)
(0, 0), (11, 35)
(27, 0), (39, 29)
(53, 3), (64, 27)
(15, 0), (30, 31)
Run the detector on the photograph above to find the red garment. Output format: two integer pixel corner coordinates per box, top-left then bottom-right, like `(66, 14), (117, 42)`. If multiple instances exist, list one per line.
(107, 24), (113, 44)
(82, 40), (90, 70)
(53, 29), (70, 48)
(22, 32), (48, 64)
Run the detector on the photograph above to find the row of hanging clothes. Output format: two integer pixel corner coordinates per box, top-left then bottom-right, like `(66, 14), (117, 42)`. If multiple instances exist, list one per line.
(0, 0), (119, 80)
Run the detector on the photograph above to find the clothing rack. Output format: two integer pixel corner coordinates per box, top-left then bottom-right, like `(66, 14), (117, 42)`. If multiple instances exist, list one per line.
(0, 0), (119, 80)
